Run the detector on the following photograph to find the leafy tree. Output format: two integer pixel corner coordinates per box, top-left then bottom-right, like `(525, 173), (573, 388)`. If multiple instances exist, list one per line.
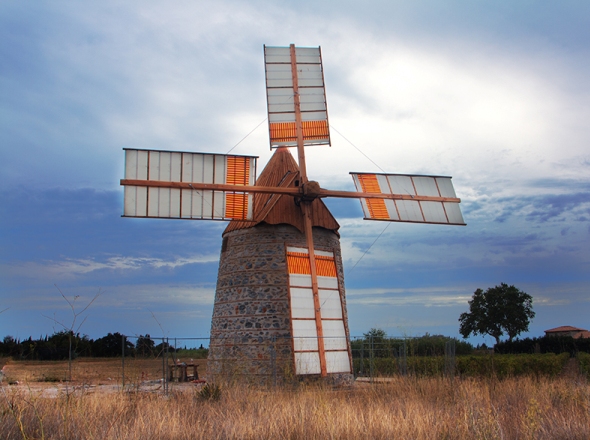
(136, 334), (155, 357)
(363, 328), (389, 357)
(1, 336), (19, 357)
(92, 332), (134, 357)
(154, 340), (176, 358)
(363, 328), (386, 340)
(459, 283), (535, 345)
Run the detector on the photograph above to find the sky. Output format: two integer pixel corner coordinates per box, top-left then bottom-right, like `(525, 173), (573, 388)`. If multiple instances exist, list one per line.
(1, 1), (589, 347)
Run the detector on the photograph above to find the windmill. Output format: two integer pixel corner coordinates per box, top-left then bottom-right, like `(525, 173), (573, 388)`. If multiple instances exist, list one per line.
(120, 45), (465, 384)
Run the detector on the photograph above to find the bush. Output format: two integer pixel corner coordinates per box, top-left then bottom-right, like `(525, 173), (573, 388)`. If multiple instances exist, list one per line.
(198, 383), (222, 401)
(456, 353), (569, 378)
(355, 353), (570, 378)
(495, 335), (590, 355)
(578, 352), (590, 379)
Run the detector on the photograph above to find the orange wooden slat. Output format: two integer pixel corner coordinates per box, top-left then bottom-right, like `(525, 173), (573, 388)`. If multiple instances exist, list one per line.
(270, 122), (297, 143)
(224, 193), (249, 220)
(287, 251), (337, 278)
(287, 252), (311, 275)
(302, 120), (329, 141)
(224, 156), (251, 219)
(226, 156), (250, 186)
(315, 255), (337, 277)
(270, 120), (329, 144)
(357, 174), (380, 193)
(357, 174), (389, 220)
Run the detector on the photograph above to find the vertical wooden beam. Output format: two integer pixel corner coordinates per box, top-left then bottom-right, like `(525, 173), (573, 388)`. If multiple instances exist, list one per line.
(290, 43), (327, 377)
(302, 202), (327, 377)
(290, 44), (308, 184)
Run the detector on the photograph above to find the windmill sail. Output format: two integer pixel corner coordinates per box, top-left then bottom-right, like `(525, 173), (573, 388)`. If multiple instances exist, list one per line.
(351, 172), (465, 225)
(264, 46), (330, 148)
(123, 148), (257, 221)
(287, 246), (351, 375)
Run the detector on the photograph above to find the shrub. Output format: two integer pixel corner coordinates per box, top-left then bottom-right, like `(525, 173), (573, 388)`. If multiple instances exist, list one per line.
(356, 353), (569, 378)
(456, 353), (569, 378)
(495, 335), (590, 354)
(198, 383), (222, 401)
(578, 352), (590, 379)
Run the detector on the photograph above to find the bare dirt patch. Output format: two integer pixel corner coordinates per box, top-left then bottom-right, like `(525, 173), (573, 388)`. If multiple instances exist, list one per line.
(1, 357), (207, 386)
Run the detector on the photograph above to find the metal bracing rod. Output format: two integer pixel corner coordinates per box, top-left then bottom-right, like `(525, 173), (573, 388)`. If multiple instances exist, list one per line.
(120, 179), (461, 203)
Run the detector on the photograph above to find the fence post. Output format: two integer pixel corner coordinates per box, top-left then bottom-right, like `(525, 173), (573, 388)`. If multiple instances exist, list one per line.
(121, 334), (125, 389)
(271, 335), (277, 387)
(400, 339), (407, 376)
(164, 337), (169, 395)
(370, 335), (374, 382)
(445, 340), (456, 379)
(359, 340), (364, 377)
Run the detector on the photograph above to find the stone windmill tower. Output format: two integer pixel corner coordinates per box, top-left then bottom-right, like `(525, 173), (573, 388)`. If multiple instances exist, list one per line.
(120, 45), (465, 384)
(207, 147), (352, 383)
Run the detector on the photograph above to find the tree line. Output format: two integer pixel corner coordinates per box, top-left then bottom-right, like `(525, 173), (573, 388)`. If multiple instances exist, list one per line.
(351, 329), (475, 357)
(0, 332), (207, 361)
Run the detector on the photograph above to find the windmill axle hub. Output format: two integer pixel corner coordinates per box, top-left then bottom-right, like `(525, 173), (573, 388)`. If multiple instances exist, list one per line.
(301, 180), (321, 201)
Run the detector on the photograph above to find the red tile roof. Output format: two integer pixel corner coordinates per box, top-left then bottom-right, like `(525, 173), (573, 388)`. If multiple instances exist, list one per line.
(544, 326), (588, 333)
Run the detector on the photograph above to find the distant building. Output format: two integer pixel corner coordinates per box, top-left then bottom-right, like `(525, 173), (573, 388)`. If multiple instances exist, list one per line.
(544, 326), (590, 339)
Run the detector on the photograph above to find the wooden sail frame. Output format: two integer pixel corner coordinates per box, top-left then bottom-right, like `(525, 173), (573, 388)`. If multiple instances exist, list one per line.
(120, 44), (465, 378)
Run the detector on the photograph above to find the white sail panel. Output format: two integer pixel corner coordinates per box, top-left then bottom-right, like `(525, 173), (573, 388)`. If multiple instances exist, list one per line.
(318, 290), (343, 319)
(444, 202), (465, 224)
(295, 352), (321, 375)
(351, 172), (465, 225)
(322, 320), (348, 351)
(326, 351), (352, 374)
(122, 148), (256, 221)
(264, 45), (330, 148)
(292, 320), (319, 351)
(295, 47), (321, 63)
(286, 246), (351, 375)
(290, 288), (316, 319)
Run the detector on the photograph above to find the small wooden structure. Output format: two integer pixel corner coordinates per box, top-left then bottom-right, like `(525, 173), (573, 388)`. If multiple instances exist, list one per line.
(168, 362), (199, 382)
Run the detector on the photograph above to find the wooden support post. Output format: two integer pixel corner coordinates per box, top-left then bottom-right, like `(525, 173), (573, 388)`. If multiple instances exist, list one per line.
(290, 43), (327, 377)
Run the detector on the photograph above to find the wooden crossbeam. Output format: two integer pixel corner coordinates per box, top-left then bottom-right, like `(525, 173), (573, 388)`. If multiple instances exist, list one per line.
(120, 179), (461, 203)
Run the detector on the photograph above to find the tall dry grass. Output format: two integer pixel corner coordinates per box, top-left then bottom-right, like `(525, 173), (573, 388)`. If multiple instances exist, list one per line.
(1, 375), (589, 439)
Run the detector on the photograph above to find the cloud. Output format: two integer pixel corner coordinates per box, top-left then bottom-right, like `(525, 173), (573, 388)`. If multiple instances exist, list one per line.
(347, 286), (472, 307)
(2, 254), (219, 280)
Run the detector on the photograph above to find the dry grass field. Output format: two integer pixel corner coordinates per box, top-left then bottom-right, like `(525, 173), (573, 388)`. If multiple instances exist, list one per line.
(1, 358), (589, 439)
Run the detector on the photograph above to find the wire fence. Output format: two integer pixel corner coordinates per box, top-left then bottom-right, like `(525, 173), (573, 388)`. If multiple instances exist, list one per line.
(115, 334), (458, 392)
(0, 334), (460, 391)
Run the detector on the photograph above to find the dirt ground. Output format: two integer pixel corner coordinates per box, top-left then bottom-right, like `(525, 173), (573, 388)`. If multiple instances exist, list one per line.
(0, 357), (208, 386)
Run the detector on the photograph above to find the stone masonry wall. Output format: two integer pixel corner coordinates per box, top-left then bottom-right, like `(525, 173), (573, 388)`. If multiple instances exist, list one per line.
(207, 223), (352, 384)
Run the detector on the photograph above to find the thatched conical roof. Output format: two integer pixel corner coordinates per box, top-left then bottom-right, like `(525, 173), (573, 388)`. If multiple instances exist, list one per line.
(224, 147), (340, 236)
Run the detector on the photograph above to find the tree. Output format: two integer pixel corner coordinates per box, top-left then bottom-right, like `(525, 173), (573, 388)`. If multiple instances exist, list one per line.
(92, 332), (134, 357)
(459, 283), (535, 345)
(363, 328), (389, 358)
(43, 285), (100, 380)
(136, 334), (155, 357)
